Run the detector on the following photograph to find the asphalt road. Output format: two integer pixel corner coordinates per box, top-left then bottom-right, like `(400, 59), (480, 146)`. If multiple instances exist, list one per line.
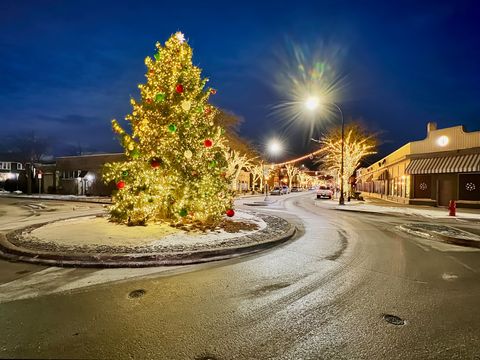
(0, 194), (479, 359)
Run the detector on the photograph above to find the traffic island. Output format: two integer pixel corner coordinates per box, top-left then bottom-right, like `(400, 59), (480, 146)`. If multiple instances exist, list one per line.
(0, 210), (296, 267)
(397, 223), (480, 248)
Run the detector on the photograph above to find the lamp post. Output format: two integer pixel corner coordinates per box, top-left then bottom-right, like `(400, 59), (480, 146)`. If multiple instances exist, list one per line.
(262, 162), (269, 201)
(332, 103), (345, 205)
(304, 97), (345, 205)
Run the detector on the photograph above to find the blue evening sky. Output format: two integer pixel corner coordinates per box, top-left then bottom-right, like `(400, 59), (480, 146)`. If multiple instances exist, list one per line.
(1, 0), (479, 160)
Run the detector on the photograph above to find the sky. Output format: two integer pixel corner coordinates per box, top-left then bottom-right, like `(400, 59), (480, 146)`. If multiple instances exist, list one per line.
(1, 0), (479, 162)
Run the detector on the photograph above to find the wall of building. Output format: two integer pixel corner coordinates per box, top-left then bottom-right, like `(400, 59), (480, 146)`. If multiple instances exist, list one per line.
(410, 125), (480, 154)
(356, 123), (480, 208)
(56, 153), (125, 196)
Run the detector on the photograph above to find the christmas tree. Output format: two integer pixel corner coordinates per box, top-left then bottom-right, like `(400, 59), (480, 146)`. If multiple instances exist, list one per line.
(104, 32), (234, 228)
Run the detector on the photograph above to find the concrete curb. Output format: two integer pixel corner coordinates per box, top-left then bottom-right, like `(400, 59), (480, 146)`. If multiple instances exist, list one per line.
(396, 224), (480, 249)
(333, 206), (480, 222)
(0, 215), (296, 268)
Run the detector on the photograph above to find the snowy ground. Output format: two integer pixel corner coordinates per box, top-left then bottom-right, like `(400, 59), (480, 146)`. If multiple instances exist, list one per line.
(397, 223), (480, 242)
(18, 210), (267, 252)
(315, 198), (480, 220)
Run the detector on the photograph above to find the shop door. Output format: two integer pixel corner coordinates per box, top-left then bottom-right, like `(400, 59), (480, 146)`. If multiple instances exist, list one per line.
(438, 174), (456, 206)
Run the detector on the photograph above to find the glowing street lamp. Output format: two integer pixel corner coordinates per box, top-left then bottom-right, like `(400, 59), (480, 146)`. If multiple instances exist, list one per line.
(264, 139), (283, 200)
(305, 96), (346, 205)
(305, 96), (320, 111)
(267, 139), (283, 156)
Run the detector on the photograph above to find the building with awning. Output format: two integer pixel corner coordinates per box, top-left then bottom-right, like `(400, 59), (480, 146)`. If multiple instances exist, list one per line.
(356, 122), (480, 208)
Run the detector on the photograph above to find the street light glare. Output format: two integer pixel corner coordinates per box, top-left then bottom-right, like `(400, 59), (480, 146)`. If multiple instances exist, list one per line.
(305, 96), (320, 110)
(268, 140), (282, 155)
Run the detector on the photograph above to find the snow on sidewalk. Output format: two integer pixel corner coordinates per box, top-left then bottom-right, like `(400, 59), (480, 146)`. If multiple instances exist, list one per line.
(318, 198), (480, 220)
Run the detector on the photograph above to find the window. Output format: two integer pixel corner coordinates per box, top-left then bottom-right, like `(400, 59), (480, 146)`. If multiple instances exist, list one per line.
(459, 174), (480, 201)
(61, 170), (81, 179)
(1, 162), (11, 170)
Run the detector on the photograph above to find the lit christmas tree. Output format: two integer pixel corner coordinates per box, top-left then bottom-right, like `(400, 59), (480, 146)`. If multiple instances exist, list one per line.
(104, 32), (234, 227)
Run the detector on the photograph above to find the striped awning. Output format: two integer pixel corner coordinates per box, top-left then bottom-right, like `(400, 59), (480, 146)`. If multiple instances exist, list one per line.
(405, 153), (480, 174)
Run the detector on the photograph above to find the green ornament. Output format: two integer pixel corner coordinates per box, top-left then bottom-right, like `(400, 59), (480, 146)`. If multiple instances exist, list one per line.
(154, 52), (161, 61)
(131, 149), (140, 159)
(122, 170), (129, 178)
(196, 106), (204, 113)
(209, 160), (217, 169)
(148, 198), (154, 203)
(179, 208), (188, 217)
(168, 123), (177, 133)
(155, 93), (165, 102)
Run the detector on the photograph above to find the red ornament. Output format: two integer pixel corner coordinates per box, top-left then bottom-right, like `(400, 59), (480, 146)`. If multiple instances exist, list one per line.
(220, 172), (226, 178)
(116, 181), (125, 190)
(204, 139), (213, 148)
(146, 98), (152, 104)
(149, 70), (154, 75)
(204, 107), (212, 115)
(226, 209), (235, 217)
(175, 84), (184, 93)
(150, 159), (161, 169)
(210, 89), (217, 95)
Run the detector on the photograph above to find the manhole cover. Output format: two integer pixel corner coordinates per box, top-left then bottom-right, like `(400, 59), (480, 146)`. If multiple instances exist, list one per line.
(128, 289), (146, 299)
(195, 356), (217, 360)
(383, 314), (406, 326)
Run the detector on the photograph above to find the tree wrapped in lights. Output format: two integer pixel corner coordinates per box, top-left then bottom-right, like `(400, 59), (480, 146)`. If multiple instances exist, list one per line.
(284, 164), (300, 189)
(297, 171), (312, 189)
(249, 162), (265, 193)
(103, 32), (233, 227)
(315, 123), (377, 195)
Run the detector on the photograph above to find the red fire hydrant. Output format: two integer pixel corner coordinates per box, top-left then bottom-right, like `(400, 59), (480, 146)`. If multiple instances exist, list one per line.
(448, 200), (456, 216)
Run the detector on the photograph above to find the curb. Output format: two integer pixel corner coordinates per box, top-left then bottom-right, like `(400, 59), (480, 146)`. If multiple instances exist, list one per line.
(333, 206), (480, 221)
(0, 217), (296, 268)
(396, 224), (480, 249)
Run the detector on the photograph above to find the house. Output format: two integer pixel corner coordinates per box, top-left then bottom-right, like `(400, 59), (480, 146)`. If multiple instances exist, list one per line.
(356, 122), (480, 208)
(0, 157), (25, 191)
(56, 153), (125, 196)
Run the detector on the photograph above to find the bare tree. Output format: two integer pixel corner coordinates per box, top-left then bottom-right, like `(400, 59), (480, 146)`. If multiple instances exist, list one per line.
(297, 171), (312, 189)
(314, 122), (377, 196)
(225, 149), (256, 192)
(214, 109), (260, 158)
(248, 162), (265, 193)
(7, 132), (51, 163)
(284, 164), (300, 189)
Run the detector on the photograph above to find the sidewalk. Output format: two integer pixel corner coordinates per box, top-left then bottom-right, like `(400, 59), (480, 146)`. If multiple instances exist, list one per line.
(314, 195), (480, 248)
(314, 195), (480, 221)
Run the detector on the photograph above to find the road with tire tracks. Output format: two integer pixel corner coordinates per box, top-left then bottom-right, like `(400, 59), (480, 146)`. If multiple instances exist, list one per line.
(0, 193), (479, 359)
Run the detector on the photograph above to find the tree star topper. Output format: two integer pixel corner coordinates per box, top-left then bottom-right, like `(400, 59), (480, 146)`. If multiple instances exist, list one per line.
(175, 32), (186, 44)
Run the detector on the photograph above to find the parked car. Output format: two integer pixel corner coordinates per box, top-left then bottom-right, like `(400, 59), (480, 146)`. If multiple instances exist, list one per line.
(281, 185), (289, 194)
(291, 186), (300, 192)
(270, 187), (282, 195)
(316, 185), (333, 199)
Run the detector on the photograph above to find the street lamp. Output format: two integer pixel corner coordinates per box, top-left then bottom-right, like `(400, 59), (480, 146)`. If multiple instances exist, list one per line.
(305, 97), (345, 205)
(265, 139), (283, 201)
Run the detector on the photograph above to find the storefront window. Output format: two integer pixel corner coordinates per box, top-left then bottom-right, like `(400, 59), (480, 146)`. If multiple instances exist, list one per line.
(405, 175), (410, 198)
